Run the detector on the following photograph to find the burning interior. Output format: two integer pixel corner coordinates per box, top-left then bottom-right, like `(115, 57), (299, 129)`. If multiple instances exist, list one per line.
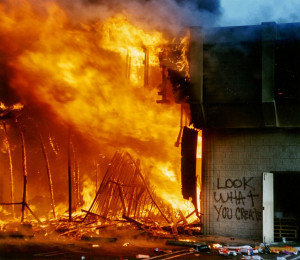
(0, 0), (203, 240)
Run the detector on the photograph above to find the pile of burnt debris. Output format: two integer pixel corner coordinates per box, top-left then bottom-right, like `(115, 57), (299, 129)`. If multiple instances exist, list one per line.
(0, 151), (201, 242)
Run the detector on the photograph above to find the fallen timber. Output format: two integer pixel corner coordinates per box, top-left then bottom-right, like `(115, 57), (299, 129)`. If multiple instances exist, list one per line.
(82, 151), (171, 225)
(0, 150), (201, 240)
(79, 151), (201, 238)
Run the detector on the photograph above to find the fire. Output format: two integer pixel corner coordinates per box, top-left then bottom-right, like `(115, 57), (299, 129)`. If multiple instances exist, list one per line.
(0, 102), (23, 111)
(0, 0), (200, 227)
(177, 33), (190, 77)
(159, 163), (177, 183)
(100, 14), (166, 84)
(81, 177), (96, 210)
(196, 135), (202, 159)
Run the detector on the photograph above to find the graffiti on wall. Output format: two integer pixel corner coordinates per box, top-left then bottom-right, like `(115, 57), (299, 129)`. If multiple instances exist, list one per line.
(214, 177), (262, 221)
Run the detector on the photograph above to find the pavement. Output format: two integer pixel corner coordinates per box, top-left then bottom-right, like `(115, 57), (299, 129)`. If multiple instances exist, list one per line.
(0, 230), (299, 259)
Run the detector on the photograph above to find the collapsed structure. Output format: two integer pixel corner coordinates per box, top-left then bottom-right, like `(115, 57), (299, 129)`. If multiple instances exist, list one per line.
(0, 1), (201, 239)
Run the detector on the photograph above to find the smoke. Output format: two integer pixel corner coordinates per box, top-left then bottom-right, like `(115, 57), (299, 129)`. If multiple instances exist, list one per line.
(175, 0), (221, 14)
(61, 0), (222, 35)
(0, 0), (222, 104)
(81, 0), (221, 15)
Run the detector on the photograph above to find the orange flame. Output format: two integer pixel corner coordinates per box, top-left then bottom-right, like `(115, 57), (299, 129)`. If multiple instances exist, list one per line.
(0, 0), (199, 220)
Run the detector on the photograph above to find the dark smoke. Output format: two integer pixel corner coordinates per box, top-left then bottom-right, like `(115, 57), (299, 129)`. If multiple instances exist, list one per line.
(83, 0), (222, 15)
(175, 0), (221, 14)
(85, 0), (222, 13)
(66, 0), (222, 35)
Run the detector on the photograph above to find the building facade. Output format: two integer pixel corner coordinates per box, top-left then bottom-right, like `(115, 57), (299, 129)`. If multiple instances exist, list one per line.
(187, 22), (300, 241)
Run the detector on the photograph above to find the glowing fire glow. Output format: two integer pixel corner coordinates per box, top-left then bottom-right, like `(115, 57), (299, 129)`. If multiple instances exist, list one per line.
(0, 0), (201, 225)
(196, 135), (202, 159)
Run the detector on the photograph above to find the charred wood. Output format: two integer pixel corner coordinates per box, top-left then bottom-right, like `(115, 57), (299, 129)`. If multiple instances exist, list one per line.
(39, 132), (56, 219)
(2, 122), (15, 218)
(122, 214), (145, 230)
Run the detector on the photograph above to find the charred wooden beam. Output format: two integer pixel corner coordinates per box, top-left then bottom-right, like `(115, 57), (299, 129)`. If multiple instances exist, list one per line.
(81, 236), (117, 242)
(122, 214), (145, 229)
(81, 209), (111, 222)
(177, 210), (196, 224)
(68, 129), (72, 222)
(178, 210), (188, 225)
(17, 119), (28, 223)
(71, 141), (80, 208)
(127, 153), (171, 224)
(117, 183), (126, 214)
(39, 132), (56, 219)
(0, 202), (23, 205)
(84, 152), (172, 225)
(2, 122), (15, 218)
(25, 204), (42, 225)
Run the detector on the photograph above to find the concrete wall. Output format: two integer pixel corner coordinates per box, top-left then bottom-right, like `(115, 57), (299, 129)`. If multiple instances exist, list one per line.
(201, 128), (300, 240)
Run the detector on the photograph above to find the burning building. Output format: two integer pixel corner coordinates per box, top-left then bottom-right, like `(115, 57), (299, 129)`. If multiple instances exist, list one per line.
(2, 0), (299, 247)
(0, 0), (203, 241)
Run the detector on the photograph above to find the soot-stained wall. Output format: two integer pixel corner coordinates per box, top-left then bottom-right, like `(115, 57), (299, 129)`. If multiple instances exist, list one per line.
(201, 128), (300, 240)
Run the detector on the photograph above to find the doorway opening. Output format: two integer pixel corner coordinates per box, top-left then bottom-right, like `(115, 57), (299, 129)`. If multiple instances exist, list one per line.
(274, 172), (300, 242)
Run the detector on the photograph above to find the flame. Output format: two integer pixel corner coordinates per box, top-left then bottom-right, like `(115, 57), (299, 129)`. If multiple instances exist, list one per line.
(196, 132), (202, 213)
(178, 32), (190, 77)
(0, 102), (6, 110)
(159, 163), (177, 182)
(81, 177), (97, 210)
(0, 0), (199, 223)
(196, 135), (202, 159)
(100, 14), (166, 85)
(153, 162), (196, 213)
(0, 102), (23, 111)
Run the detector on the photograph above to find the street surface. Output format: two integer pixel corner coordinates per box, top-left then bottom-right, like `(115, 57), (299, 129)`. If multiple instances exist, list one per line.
(0, 232), (299, 259)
